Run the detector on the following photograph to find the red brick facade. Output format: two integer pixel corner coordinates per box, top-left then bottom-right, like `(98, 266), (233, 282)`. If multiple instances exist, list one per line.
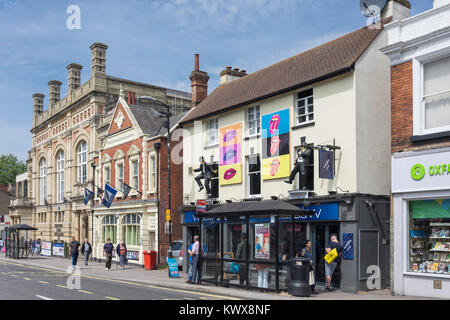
(391, 61), (450, 154)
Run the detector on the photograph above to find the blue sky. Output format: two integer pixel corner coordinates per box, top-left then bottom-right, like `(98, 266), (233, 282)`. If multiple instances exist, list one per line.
(0, 0), (433, 161)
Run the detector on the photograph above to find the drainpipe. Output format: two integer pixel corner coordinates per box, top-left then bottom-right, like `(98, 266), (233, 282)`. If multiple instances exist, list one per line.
(154, 142), (161, 267)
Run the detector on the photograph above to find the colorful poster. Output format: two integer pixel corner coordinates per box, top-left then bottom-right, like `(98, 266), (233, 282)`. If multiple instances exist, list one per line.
(255, 224), (270, 260)
(219, 123), (242, 185)
(127, 251), (139, 260)
(40, 242), (52, 257)
(261, 109), (290, 180)
(52, 243), (64, 257)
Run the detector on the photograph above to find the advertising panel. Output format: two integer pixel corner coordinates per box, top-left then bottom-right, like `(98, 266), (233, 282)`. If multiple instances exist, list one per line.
(52, 243), (64, 257)
(219, 122), (242, 185)
(261, 108), (290, 180)
(40, 241), (52, 257)
(255, 223), (270, 260)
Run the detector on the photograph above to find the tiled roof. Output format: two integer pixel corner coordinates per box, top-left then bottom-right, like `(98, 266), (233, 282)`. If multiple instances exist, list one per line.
(181, 24), (385, 124)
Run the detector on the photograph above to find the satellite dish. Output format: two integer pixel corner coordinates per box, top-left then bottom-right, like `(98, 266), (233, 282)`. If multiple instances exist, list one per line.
(360, 0), (387, 17)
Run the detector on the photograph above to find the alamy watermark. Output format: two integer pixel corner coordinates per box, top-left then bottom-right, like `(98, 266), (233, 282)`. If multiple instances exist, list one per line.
(366, 265), (381, 290)
(66, 265), (81, 289)
(66, 5), (81, 30)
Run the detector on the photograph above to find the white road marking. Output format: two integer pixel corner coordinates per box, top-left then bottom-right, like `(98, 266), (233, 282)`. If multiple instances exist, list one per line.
(36, 295), (53, 300)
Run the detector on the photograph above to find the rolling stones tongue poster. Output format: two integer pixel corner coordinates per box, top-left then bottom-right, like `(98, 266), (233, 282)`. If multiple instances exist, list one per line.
(261, 108), (290, 180)
(219, 122), (242, 185)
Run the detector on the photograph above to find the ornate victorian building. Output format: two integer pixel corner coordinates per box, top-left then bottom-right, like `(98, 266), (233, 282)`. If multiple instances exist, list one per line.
(27, 42), (191, 244)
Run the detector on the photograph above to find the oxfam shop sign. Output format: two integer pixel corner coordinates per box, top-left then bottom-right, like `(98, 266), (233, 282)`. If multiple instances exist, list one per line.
(410, 163), (450, 181)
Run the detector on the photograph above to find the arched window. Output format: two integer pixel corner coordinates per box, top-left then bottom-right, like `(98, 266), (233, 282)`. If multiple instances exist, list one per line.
(56, 150), (65, 203)
(121, 214), (141, 246)
(77, 141), (87, 183)
(102, 215), (117, 244)
(39, 158), (47, 205)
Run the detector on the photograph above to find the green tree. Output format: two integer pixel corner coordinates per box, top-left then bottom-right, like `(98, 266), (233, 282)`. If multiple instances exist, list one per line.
(0, 154), (27, 185)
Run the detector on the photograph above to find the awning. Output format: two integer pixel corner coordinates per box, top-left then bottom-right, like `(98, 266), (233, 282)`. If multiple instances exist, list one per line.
(199, 199), (311, 218)
(9, 224), (38, 231)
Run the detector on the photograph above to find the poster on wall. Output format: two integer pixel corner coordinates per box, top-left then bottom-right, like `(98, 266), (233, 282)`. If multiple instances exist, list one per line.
(255, 224), (270, 260)
(261, 109), (290, 180)
(219, 122), (242, 185)
(52, 243), (64, 257)
(127, 251), (139, 261)
(40, 242), (52, 256)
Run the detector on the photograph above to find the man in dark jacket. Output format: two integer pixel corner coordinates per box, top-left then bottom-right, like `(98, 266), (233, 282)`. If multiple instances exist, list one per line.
(194, 156), (217, 196)
(285, 143), (313, 189)
(80, 238), (92, 266)
(103, 238), (114, 271)
(236, 233), (248, 286)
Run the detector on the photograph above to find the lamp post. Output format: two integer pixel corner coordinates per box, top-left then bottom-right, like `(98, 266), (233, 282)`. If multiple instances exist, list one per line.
(90, 161), (96, 258)
(139, 96), (173, 260)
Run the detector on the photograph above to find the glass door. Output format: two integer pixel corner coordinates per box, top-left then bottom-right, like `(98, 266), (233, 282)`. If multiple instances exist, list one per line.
(313, 223), (340, 287)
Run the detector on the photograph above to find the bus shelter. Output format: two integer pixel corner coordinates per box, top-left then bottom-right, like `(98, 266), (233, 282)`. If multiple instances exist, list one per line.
(195, 199), (312, 292)
(5, 224), (37, 259)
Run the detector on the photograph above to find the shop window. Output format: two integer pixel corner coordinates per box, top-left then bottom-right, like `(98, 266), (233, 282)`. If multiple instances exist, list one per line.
(408, 199), (450, 275)
(102, 215), (117, 244)
(121, 214), (141, 246)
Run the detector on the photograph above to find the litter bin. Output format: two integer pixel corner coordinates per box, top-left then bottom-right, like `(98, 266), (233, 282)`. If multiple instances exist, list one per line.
(288, 257), (311, 297)
(144, 250), (157, 270)
(149, 250), (157, 270)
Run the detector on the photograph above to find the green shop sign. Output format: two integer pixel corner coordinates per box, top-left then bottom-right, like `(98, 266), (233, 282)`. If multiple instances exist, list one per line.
(410, 163), (450, 181)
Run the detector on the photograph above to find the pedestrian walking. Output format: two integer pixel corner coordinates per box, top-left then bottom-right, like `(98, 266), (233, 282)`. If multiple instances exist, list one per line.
(324, 234), (342, 292)
(103, 238), (114, 271)
(116, 241), (127, 269)
(0, 239), (3, 254)
(36, 239), (41, 255)
(69, 237), (81, 267)
(190, 235), (204, 284)
(80, 238), (92, 266)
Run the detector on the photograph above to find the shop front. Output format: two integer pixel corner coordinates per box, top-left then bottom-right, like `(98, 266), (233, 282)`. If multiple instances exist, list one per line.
(392, 147), (450, 298)
(194, 195), (390, 293)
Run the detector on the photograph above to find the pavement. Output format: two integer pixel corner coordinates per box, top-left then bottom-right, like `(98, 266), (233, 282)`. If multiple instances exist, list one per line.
(0, 253), (439, 300)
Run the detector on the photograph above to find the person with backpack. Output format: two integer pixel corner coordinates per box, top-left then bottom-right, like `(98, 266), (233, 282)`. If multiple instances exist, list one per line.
(324, 234), (342, 292)
(116, 241), (127, 269)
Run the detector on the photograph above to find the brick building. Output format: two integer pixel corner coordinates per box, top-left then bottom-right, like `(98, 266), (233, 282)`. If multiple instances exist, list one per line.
(92, 90), (186, 266)
(382, 0), (450, 298)
(27, 42), (191, 246)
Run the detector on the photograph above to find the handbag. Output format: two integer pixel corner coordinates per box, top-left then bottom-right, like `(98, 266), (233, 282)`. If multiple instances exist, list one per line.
(324, 248), (338, 264)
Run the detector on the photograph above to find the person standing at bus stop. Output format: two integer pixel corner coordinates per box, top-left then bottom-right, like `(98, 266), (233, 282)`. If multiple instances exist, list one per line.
(190, 235), (203, 284)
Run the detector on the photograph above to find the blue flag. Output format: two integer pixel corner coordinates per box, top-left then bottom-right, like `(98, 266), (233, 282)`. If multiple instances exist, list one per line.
(83, 188), (94, 205)
(102, 183), (117, 208)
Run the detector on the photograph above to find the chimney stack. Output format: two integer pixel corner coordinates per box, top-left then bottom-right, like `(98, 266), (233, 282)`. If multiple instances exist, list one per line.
(67, 63), (83, 92)
(381, 0), (411, 21)
(190, 53), (209, 107)
(32, 93), (45, 114)
(48, 80), (62, 108)
(220, 66), (247, 85)
(90, 42), (108, 78)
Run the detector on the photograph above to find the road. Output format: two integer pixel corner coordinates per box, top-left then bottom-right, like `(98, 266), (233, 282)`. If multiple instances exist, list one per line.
(0, 259), (242, 300)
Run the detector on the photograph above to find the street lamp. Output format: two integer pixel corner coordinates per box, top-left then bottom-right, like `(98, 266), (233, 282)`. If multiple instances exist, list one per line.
(139, 96), (173, 261)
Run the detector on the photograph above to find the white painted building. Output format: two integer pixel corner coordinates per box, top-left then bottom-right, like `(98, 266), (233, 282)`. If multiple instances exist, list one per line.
(382, 0), (450, 298)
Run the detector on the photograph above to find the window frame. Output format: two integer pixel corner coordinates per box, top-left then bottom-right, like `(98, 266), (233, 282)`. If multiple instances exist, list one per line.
(121, 214), (141, 246)
(207, 118), (219, 146)
(77, 141), (88, 184)
(116, 161), (124, 197)
(56, 150), (65, 203)
(148, 152), (157, 193)
(247, 105), (261, 137)
(247, 155), (261, 197)
(39, 158), (47, 206)
(295, 89), (314, 126)
(419, 54), (450, 135)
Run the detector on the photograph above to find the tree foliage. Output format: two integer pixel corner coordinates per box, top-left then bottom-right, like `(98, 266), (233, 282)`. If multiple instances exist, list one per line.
(0, 154), (27, 185)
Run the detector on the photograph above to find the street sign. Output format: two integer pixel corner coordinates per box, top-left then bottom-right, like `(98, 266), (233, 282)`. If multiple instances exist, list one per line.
(196, 199), (206, 213)
(166, 209), (171, 221)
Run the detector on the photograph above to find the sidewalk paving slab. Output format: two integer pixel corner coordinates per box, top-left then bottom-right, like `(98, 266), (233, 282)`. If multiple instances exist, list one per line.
(0, 254), (439, 300)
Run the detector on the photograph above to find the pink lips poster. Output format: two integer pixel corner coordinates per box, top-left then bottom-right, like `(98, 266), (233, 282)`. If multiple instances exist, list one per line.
(219, 123), (242, 185)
